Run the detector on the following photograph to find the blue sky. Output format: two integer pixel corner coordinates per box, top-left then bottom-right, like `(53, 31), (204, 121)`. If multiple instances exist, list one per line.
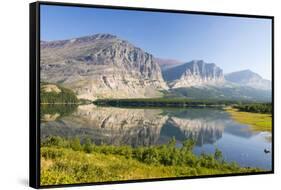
(41, 5), (272, 79)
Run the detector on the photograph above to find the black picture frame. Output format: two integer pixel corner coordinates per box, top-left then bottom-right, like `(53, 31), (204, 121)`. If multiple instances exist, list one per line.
(29, 1), (274, 189)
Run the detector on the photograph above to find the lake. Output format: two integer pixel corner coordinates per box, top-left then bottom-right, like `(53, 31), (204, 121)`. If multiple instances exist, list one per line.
(41, 104), (272, 170)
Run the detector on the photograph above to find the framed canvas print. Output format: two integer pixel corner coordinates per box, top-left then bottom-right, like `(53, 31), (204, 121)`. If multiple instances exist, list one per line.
(29, 1), (274, 188)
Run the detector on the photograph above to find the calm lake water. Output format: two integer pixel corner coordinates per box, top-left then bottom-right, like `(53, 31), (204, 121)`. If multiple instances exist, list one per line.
(41, 104), (272, 170)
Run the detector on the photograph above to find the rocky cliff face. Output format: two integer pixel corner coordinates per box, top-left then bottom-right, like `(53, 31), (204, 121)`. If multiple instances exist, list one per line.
(162, 60), (224, 88)
(41, 34), (167, 100)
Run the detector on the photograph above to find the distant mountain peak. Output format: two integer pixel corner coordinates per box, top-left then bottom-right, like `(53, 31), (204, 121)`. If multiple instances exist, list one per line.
(225, 70), (271, 90)
(162, 60), (224, 88)
(242, 69), (252, 72)
(225, 69), (261, 81)
(229, 69), (259, 76)
(191, 59), (204, 63)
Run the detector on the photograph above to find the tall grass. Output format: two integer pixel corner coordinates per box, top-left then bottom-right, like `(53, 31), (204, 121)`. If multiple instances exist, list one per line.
(41, 136), (261, 185)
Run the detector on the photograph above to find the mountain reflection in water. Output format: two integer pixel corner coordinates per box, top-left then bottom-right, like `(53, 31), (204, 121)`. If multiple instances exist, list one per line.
(41, 104), (272, 169)
(41, 105), (245, 146)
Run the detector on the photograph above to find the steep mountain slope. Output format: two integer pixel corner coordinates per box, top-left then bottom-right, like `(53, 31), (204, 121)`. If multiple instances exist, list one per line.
(162, 60), (224, 88)
(225, 70), (271, 90)
(41, 34), (167, 100)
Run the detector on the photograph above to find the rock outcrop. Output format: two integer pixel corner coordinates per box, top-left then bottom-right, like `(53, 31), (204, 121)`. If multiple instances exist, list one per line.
(41, 34), (167, 100)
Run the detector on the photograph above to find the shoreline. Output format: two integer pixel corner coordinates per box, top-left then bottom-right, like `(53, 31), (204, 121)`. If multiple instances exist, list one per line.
(224, 107), (272, 132)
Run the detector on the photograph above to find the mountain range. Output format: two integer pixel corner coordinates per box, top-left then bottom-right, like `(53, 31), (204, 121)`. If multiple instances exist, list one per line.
(41, 33), (272, 102)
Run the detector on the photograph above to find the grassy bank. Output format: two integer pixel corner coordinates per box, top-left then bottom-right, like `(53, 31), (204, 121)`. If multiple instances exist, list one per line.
(41, 137), (261, 185)
(225, 107), (272, 132)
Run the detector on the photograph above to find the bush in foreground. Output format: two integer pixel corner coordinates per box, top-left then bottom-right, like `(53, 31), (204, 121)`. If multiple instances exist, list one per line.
(40, 136), (262, 185)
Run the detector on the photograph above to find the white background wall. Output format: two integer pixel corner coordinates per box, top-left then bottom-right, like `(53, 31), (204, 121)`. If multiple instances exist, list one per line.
(0, 0), (279, 189)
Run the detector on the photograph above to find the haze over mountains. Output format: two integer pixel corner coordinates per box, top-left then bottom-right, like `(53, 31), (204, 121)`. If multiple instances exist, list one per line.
(155, 58), (183, 71)
(225, 70), (271, 90)
(41, 33), (272, 101)
(162, 60), (224, 88)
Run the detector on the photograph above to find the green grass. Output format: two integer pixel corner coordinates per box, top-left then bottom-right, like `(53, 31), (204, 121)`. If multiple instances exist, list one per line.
(225, 107), (272, 132)
(40, 137), (261, 186)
